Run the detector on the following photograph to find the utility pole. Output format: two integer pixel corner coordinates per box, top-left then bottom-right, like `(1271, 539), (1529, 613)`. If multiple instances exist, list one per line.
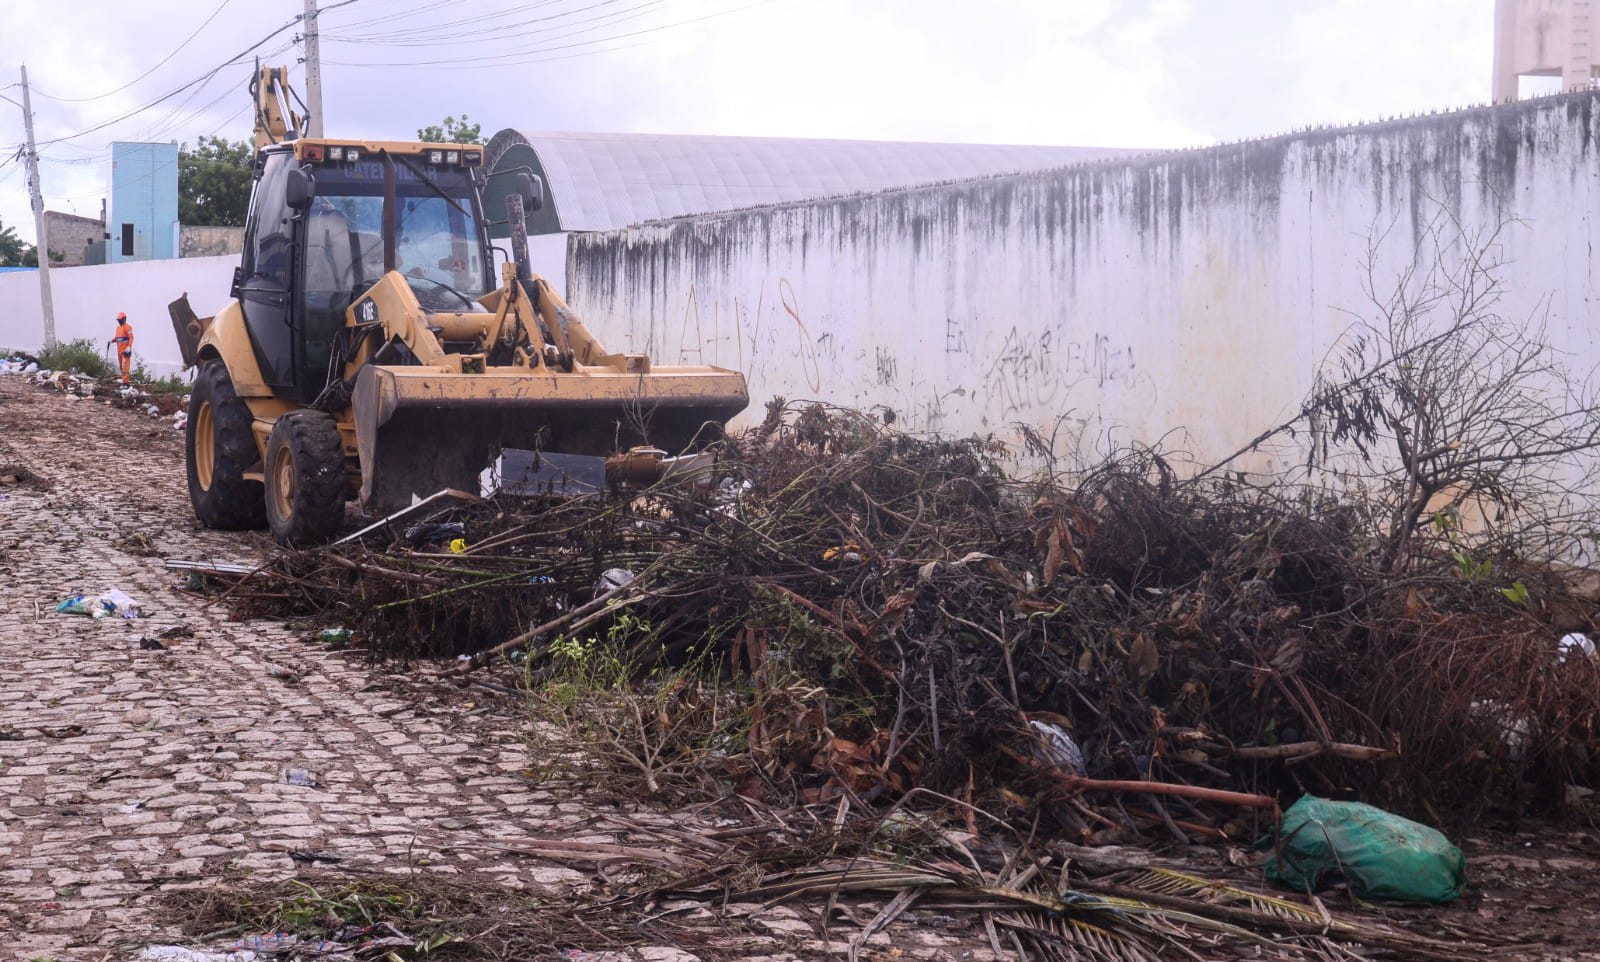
(19, 65), (56, 351)
(302, 0), (324, 137)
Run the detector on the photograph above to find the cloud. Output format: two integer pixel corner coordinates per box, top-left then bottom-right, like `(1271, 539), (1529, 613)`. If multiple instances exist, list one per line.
(0, 0), (1501, 246)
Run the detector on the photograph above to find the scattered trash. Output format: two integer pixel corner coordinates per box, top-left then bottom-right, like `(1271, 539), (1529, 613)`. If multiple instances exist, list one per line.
(594, 567), (635, 597)
(0, 354), (40, 375)
(55, 588), (142, 619)
(448, 537), (468, 554)
(319, 628), (353, 645)
(823, 543), (863, 564)
(1265, 796), (1467, 903)
(167, 559), (257, 593)
(1029, 719), (1086, 776)
(713, 476), (751, 516)
(403, 521), (465, 545)
(172, 409), (188, 432)
(1559, 632), (1595, 661)
(332, 488), (478, 546)
(281, 768), (317, 787)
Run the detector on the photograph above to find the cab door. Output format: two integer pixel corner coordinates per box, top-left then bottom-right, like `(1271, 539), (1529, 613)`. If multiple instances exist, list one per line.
(236, 150), (298, 393)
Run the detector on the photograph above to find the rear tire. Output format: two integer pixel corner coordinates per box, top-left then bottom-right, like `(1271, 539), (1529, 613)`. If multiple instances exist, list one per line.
(265, 410), (347, 546)
(187, 360), (267, 530)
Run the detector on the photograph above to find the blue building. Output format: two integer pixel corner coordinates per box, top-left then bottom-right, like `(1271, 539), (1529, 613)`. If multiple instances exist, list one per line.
(108, 142), (178, 262)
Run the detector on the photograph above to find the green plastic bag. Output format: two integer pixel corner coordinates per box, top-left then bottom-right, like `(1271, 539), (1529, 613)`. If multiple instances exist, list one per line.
(1264, 796), (1466, 904)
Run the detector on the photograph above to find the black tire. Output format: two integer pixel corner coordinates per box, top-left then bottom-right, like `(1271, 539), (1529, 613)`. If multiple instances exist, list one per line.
(187, 360), (267, 530)
(264, 410), (348, 546)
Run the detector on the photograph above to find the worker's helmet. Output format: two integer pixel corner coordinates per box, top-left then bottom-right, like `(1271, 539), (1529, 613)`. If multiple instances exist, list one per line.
(116, 312), (127, 321)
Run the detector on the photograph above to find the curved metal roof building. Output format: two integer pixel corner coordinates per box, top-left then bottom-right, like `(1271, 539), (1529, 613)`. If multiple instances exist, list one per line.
(484, 129), (1140, 235)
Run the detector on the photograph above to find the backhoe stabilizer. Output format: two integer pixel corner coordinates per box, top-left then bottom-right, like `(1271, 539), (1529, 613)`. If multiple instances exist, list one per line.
(350, 363), (748, 510)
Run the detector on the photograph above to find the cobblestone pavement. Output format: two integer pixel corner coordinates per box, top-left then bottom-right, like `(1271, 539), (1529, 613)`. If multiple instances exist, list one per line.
(0, 376), (993, 962)
(0, 378), (602, 959)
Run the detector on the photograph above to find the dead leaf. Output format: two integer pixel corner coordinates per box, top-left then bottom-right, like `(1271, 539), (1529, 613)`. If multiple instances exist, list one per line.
(1129, 633), (1159, 682)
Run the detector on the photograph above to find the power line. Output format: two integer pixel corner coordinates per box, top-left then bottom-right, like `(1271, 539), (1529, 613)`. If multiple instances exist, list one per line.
(325, 0), (651, 44)
(30, 0), (238, 104)
(31, 15), (308, 148)
(322, 0), (477, 33)
(140, 43), (293, 143)
(323, 0), (788, 68)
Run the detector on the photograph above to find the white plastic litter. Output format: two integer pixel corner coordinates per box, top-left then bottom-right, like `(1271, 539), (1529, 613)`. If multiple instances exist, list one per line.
(1030, 719), (1087, 776)
(714, 477), (752, 516)
(55, 588), (143, 620)
(594, 567), (635, 597)
(1560, 632), (1595, 661)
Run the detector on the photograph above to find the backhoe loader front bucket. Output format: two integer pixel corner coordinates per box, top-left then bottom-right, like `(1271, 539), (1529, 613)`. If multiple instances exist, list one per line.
(350, 364), (748, 510)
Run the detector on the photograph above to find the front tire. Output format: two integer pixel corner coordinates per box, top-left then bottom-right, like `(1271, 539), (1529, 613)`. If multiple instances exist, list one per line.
(265, 410), (347, 546)
(187, 360), (267, 530)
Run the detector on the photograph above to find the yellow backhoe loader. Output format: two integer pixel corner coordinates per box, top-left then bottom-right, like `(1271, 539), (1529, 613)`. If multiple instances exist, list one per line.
(170, 67), (747, 545)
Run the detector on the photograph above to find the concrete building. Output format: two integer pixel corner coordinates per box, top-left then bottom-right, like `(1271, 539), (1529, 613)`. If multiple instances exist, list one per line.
(42, 210), (105, 267)
(109, 142), (179, 263)
(1493, 0), (1599, 100)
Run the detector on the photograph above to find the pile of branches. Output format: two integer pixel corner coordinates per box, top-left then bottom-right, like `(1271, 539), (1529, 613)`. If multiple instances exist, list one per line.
(226, 401), (1598, 832)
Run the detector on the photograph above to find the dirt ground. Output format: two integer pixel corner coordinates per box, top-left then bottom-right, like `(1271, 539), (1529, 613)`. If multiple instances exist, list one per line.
(3, 373), (1600, 961)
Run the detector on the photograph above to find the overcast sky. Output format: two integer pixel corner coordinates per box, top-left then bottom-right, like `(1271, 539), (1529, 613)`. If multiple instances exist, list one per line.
(0, 0), (1532, 247)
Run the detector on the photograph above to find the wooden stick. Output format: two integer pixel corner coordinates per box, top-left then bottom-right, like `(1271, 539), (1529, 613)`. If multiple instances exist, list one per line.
(1227, 741), (1395, 762)
(1069, 776), (1275, 810)
(1001, 745), (1276, 810)
(445, 579), (642, 676)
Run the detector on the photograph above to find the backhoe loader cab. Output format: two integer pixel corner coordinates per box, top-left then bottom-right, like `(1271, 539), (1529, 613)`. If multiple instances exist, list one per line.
(174, 134), (748, 546)
(237, 142), (496, 404)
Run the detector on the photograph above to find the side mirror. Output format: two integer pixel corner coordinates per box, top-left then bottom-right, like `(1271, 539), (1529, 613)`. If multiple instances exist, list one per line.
(516, 172), (544, 214)
(286, 166), (316, 211)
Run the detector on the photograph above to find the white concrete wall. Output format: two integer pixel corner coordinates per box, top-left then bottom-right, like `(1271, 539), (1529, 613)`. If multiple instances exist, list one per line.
(0, 257), (236, 377)
(567, 93), (1600, 471)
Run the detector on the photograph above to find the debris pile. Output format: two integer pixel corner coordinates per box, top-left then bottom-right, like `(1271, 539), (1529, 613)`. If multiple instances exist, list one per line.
(0, 351), (39, 375)
(225, 402), (1599, 832)
(15, 366), (188, 422)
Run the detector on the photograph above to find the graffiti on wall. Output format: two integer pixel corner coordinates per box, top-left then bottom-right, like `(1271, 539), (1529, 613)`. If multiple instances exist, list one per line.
(983, 326), (1157, 420)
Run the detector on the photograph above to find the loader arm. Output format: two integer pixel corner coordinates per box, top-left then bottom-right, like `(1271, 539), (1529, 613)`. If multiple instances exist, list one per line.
(252, 64), (306, 149)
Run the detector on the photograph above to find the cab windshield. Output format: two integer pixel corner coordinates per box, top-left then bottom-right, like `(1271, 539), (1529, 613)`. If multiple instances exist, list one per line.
(304, 159), (490, 313)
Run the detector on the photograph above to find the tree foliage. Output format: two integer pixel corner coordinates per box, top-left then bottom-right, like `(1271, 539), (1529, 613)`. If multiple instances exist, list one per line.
(179, 136), (254, 227)
(0, 218), (36, 267)
(417, 115), (484, 145)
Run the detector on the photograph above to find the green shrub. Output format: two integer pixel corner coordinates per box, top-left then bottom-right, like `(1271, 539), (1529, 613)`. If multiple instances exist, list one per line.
(130, 357), (191, 395)
(37, 338), (112, 379)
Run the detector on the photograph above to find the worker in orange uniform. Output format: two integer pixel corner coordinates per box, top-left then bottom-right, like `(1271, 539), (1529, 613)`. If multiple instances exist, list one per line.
(111, 312), (134, 384)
